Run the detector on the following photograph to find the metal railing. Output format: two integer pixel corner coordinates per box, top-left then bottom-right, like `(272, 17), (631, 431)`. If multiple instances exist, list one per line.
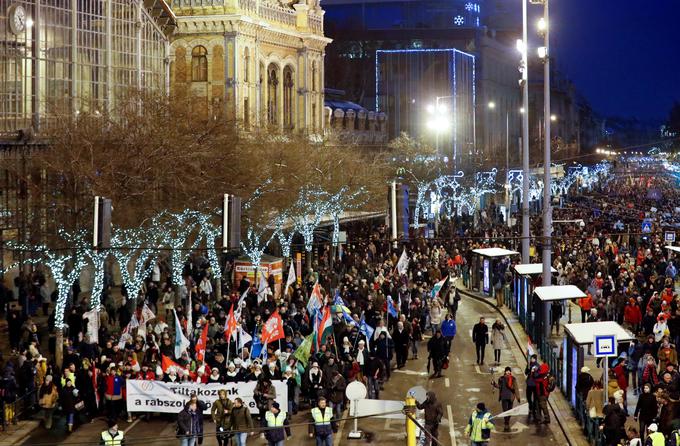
(1, 389), (38, 432)
(574, 395), (604, 446)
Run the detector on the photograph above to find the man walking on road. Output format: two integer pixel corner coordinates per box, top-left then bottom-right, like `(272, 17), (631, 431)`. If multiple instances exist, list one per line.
(416, 391), (443, 446)
(100, 420), (125, 446)
(309, 397), (336, 446)
(177, 401), (201, 446)
(472, 317), (489, 365)
(525, 355), (539, 423)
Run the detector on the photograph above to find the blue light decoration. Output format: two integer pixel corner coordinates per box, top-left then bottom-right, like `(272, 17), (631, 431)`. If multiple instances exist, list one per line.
(111, 228), (159, 302)
(240, 226), (276, 274)
(507, 169), (543, 202)
(192, 210), (223, 280)
(151, 210), (198, 286)
(5, 239), (88, 329)
(465, 2), (473, 11)
(454, 15), (464, 26)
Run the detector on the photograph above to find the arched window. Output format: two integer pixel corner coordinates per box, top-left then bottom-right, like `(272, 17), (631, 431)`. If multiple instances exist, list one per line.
(244, 48), (250, 83)
(283, 66), (294, 129)
(191, 46), (208, 82)
(267, 64), (278, 125)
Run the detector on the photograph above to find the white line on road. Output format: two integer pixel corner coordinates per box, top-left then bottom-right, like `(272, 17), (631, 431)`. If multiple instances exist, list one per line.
(447, 404), (458, 446)
(445, 377), (450, 387)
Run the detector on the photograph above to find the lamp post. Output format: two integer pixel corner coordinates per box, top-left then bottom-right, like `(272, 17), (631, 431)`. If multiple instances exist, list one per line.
(535, 0), (552, 340)
(519, 0), (531, 264)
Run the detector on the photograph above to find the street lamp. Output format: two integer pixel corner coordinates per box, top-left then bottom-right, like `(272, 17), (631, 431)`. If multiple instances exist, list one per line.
(550, 114), (557, 122)
(426, 96), (453, 165)
(488, 101), (496, 110)
(518, 0), (531, 264)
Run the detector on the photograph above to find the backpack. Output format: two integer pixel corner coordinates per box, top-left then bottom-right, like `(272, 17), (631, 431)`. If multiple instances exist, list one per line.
(546, 373), (557, 393)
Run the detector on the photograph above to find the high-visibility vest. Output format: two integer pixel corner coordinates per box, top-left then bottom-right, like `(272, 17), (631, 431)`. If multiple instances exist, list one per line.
(101, 430), (125, 446)
(311, 407), (333, 425)
(265, 410), (287, 427)
(648, 431), (665, 446)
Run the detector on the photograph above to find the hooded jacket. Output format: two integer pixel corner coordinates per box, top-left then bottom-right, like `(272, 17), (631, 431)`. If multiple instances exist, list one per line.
(416, 392), (443, 425)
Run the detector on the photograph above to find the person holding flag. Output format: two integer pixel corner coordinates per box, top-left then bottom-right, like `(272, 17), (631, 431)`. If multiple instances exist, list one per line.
(173, 309), (191, 360)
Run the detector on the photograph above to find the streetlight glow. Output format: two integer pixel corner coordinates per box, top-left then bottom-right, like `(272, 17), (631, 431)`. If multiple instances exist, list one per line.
(537, 17), (547, 32)
(426, 104), (435, 114)
(516, 39), (525, 54)
(537, 46), (547, 59)
(26, 18), (34, 28)
(550, 114), (557, 122)
(488, 101), (496, 110)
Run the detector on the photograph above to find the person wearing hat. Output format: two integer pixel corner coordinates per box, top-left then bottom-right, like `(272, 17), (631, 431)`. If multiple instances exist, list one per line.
(309, 397), (336, 446)
(645, 423), (664, 446)
(100, 420), (125, 446)
(38, 375), (59, 429)
(576, 366), (594, 401)
(416, 391), (443, 446)
(464, 402), (494, 446)
(492, 367), (519, 432)
(264, 401), (290, 446)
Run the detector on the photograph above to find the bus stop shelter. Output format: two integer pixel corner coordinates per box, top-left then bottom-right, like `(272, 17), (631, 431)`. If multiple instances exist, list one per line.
(513, 264), (557, 326)
(563, 321), (635, 407)
(530, 285), (586, 346)
(471, 248), (519, 297)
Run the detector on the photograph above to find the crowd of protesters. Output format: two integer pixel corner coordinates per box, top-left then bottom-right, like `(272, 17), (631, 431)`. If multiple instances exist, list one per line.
(0, 164), (679, 446)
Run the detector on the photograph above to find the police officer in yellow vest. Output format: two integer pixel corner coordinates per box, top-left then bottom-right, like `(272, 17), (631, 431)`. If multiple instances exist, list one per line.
(646, 423), (665, 446)
(264, 402), (290, 446)
(100, 420), (125, 446)
(309, 397), (336, 446)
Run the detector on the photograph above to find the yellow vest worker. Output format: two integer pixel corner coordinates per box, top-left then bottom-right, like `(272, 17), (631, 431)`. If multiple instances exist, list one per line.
(100, 421), (125, 446)
(309, 397), (334, 446)
(647, 423), (665, 446)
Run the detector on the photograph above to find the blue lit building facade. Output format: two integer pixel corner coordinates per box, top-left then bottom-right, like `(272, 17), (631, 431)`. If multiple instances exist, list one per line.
(376, 49), (475, 167)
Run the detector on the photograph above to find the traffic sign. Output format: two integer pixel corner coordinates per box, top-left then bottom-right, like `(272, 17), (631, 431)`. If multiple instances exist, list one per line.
(666, 232), (676, 243)
(594, 334), (617, 357)
(641, 220), (652, 233)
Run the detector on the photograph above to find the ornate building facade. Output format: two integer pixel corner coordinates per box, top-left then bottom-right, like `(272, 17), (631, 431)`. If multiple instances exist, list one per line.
(168, 0), (329, 132)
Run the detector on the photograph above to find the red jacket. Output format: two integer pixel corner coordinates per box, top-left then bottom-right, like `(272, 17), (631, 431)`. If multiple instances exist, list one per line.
(624, 304), (642, 325)
(613, 364), (628, 390)
(136, 370), (156, 381)
(534, 364), (551, 397)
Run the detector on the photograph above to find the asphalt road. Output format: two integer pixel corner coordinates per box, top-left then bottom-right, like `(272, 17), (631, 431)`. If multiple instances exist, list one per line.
(18, 294), (569, 446)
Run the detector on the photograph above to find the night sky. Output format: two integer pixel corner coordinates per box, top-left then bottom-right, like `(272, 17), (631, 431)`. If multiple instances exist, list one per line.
(550, 0), (680, 122)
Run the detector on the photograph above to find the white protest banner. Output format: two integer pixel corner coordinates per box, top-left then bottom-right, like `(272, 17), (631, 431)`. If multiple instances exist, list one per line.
(126, 379), (288, 415)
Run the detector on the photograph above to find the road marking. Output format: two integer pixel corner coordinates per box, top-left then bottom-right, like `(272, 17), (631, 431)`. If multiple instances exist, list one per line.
(447, 404), (458, 446)
(334, 408), (347, 446)
(445, 377), (450, 387)
(394, 369), (429, 376)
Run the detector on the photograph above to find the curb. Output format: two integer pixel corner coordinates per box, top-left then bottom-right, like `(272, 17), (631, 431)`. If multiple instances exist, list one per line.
(0, 420), (40, 445)
(458, 286), (587, 446)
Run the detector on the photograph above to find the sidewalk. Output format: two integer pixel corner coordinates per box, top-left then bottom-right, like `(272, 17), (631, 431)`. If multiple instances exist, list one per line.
(457, 280), (590, 446)
(0, 420), (40, 445)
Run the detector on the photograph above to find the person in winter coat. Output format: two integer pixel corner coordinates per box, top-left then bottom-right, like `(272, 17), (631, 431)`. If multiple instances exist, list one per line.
(417, 391), (443, 446)
(601, 397), (627, 446)
(441, 314), (457, 354)
(586, 381), (605, 419)
(641, 355), (660, 389)
(38, 375), (59, 429)
(550, 301), (563, 335)
(533, 363), (551, 424)
(328, 370), (346, 419)
(464, 402), (494, 446)
(472, 318), (489, 366)
(254, 377), (276, 421)
(492, 367), (520, 431)
(60, 379), (78, 433)
(264, 402), (290, 446)
(211, 389), (233, 446)
(230, 397), (254, 446)
(177, 401), (201, 446)
(429, 300), (443, 334)
(427, 330), (447, 378)
(576, 366), (594, 401)
(392, 321), (410, 369)
(525, 355), (539, 422)
(490, 320), (506, 365)
(657, 339), (678, 372)
(634, 383), (658, 442)
(624, 298), (643, 334)
(607, 370), (622, 400)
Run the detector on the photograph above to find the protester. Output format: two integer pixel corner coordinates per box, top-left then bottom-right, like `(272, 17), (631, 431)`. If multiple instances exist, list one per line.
(490, 319), (506, 365)
(464, 402), (494, 446)
(492, 366), (520, 432)
(309, 397), (335, 446)
(100, 420), (125, 446)
(264, 401), (290, 446)
(472, 317), (489, 366)
(230, 397), (253, 446)
(416, 391), (443, 446)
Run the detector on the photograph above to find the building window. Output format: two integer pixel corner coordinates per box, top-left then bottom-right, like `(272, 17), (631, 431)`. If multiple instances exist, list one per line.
(283, 67), (294, 129)
(267, 64), (278, 125)
(191, 46), (208, 82)
(244, 48), (250, 83)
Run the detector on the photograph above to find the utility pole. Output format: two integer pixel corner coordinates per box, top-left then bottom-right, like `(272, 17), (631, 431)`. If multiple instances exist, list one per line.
(520, 0), (531, 264)
(537, 0), (552, 340)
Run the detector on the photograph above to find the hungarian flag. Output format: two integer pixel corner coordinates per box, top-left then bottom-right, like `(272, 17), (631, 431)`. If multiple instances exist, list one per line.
(314, 306), (333, 351)
(261, 310), (285, 345)
(161, 354), (183, 373)
(224, 306), (238, 341)
(527, 336), (536, 357)
(195, 322), (209, 362)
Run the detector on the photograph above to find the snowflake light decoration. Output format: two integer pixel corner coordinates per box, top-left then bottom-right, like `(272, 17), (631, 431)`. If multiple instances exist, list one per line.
(454, 15), (464, 26)
(465, 2), (473, 11)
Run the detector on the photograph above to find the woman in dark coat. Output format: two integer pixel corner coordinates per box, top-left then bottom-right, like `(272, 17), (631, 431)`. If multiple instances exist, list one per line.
(634, 382), (658, 441)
